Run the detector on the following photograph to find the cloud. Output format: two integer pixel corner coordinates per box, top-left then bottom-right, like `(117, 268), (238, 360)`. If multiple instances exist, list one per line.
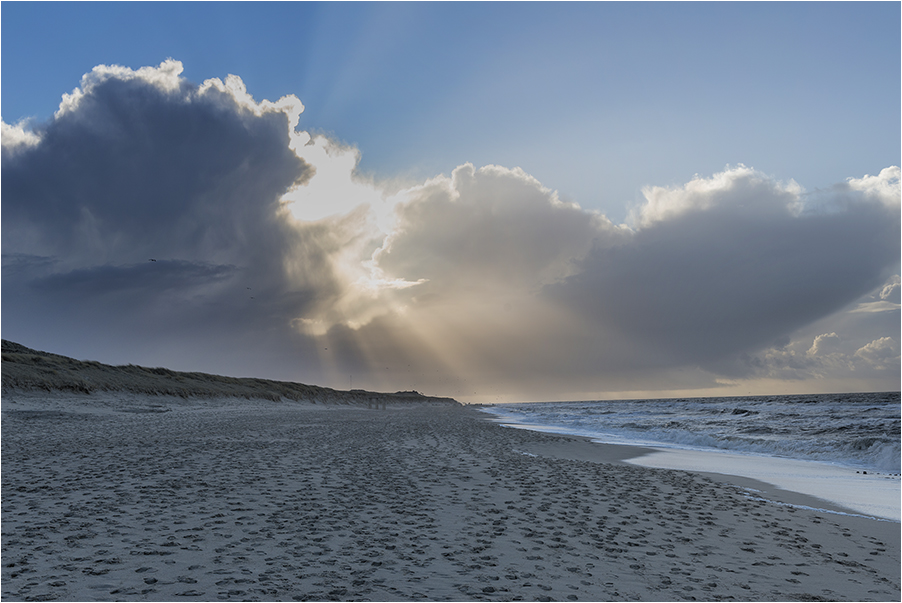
(335, 164), (899, 398)
(0, 120), (41, 154)
(845, 274), (901, 316)
(807, 332), (843, 357)
(546, 166), (900, 375)
(2, 60), (899, 399)
(719, 272), (900, 388)
(854, 337), (900, 370)
(2, 60), (314, 269)
(0, 60), (349, 380)
(30, 259), (236, 298)
(376, 163), (623, 293)
(847, 167), (902, 208)
(879, 274), (901, 302)
(628, 164), (803, 228)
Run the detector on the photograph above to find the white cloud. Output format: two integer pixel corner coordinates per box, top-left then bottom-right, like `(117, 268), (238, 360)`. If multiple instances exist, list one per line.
(198, 73), (306, 128)
(375, 162), (620, 293)
(0, 119), (42, 154)
(849, 275), (900, 313)
(55, 59), (186, 118)
(879, 274), (901, 301)
(807, 332), (843, 357)
(847, 166), (901, 208)
(854, 337), (900, 371)
(628, 164), (803, 228)
(849, 301), (901, 314)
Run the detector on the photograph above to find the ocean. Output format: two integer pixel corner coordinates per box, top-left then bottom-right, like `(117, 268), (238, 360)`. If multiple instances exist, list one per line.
(482, 392), (901, 520)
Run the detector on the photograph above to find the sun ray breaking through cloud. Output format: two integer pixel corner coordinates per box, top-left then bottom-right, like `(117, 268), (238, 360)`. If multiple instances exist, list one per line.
(2, 60), (899, 401)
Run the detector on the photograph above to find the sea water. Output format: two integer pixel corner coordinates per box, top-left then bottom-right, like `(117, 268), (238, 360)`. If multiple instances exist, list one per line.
(482, 392), (901, 521)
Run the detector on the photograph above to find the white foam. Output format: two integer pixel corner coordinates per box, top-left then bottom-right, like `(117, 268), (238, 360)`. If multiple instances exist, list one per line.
(622, 446), (901, 522)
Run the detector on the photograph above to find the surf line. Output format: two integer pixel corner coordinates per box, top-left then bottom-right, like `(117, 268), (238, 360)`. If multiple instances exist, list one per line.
(737, 487), (898, 523)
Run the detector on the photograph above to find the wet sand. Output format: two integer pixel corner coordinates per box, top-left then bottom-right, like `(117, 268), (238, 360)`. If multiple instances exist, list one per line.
(2, 393), (899, 602)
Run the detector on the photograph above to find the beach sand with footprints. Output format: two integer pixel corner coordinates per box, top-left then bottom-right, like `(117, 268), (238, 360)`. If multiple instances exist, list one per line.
(2, 348), (899, 602)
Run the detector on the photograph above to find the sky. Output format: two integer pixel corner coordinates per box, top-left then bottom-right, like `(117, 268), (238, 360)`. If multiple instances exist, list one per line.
(2, 2), (900, 402)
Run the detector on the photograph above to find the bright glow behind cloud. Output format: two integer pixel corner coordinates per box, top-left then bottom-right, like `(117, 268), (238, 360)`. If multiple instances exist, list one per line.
(284, 134), (387, 223)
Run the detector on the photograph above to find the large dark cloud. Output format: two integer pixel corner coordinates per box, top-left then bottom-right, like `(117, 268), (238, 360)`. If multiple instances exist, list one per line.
(3, 62), (311, 268)
(1, 62), (340, 380)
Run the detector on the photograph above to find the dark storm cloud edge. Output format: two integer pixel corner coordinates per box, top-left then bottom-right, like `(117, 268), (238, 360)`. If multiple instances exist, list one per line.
(0, 340), (459, 406)
(2, 60), (899, 397)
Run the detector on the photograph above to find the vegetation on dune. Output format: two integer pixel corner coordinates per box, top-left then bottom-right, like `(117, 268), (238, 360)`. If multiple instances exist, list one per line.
(0, 340), (458, 406)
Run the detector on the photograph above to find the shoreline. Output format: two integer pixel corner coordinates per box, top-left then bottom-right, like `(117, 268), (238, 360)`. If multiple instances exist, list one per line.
(482, 409), (901, 523)
(3, 394), (899, 601)
(494, 417), (901, 524)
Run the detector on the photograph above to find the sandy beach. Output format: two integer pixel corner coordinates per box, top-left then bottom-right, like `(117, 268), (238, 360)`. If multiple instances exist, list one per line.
(2, 391), (899, 603)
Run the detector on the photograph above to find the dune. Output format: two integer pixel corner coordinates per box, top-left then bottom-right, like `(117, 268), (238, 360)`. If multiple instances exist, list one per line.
(1, 340), (458, 407)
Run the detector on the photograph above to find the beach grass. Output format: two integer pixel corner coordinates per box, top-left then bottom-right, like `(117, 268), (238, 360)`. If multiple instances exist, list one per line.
(1, 340), (456, 406)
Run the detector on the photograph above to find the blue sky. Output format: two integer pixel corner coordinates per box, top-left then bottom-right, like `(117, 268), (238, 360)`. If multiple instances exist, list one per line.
(2, 2), (899, 401)
(4, 3), (898, 221)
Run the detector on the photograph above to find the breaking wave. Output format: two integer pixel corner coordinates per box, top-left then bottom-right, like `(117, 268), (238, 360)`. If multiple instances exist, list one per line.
(484, 392), (901, 472)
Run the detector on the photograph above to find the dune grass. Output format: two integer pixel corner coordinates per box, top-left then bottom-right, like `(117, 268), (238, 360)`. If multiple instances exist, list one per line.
(1, 340), (458, 406)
